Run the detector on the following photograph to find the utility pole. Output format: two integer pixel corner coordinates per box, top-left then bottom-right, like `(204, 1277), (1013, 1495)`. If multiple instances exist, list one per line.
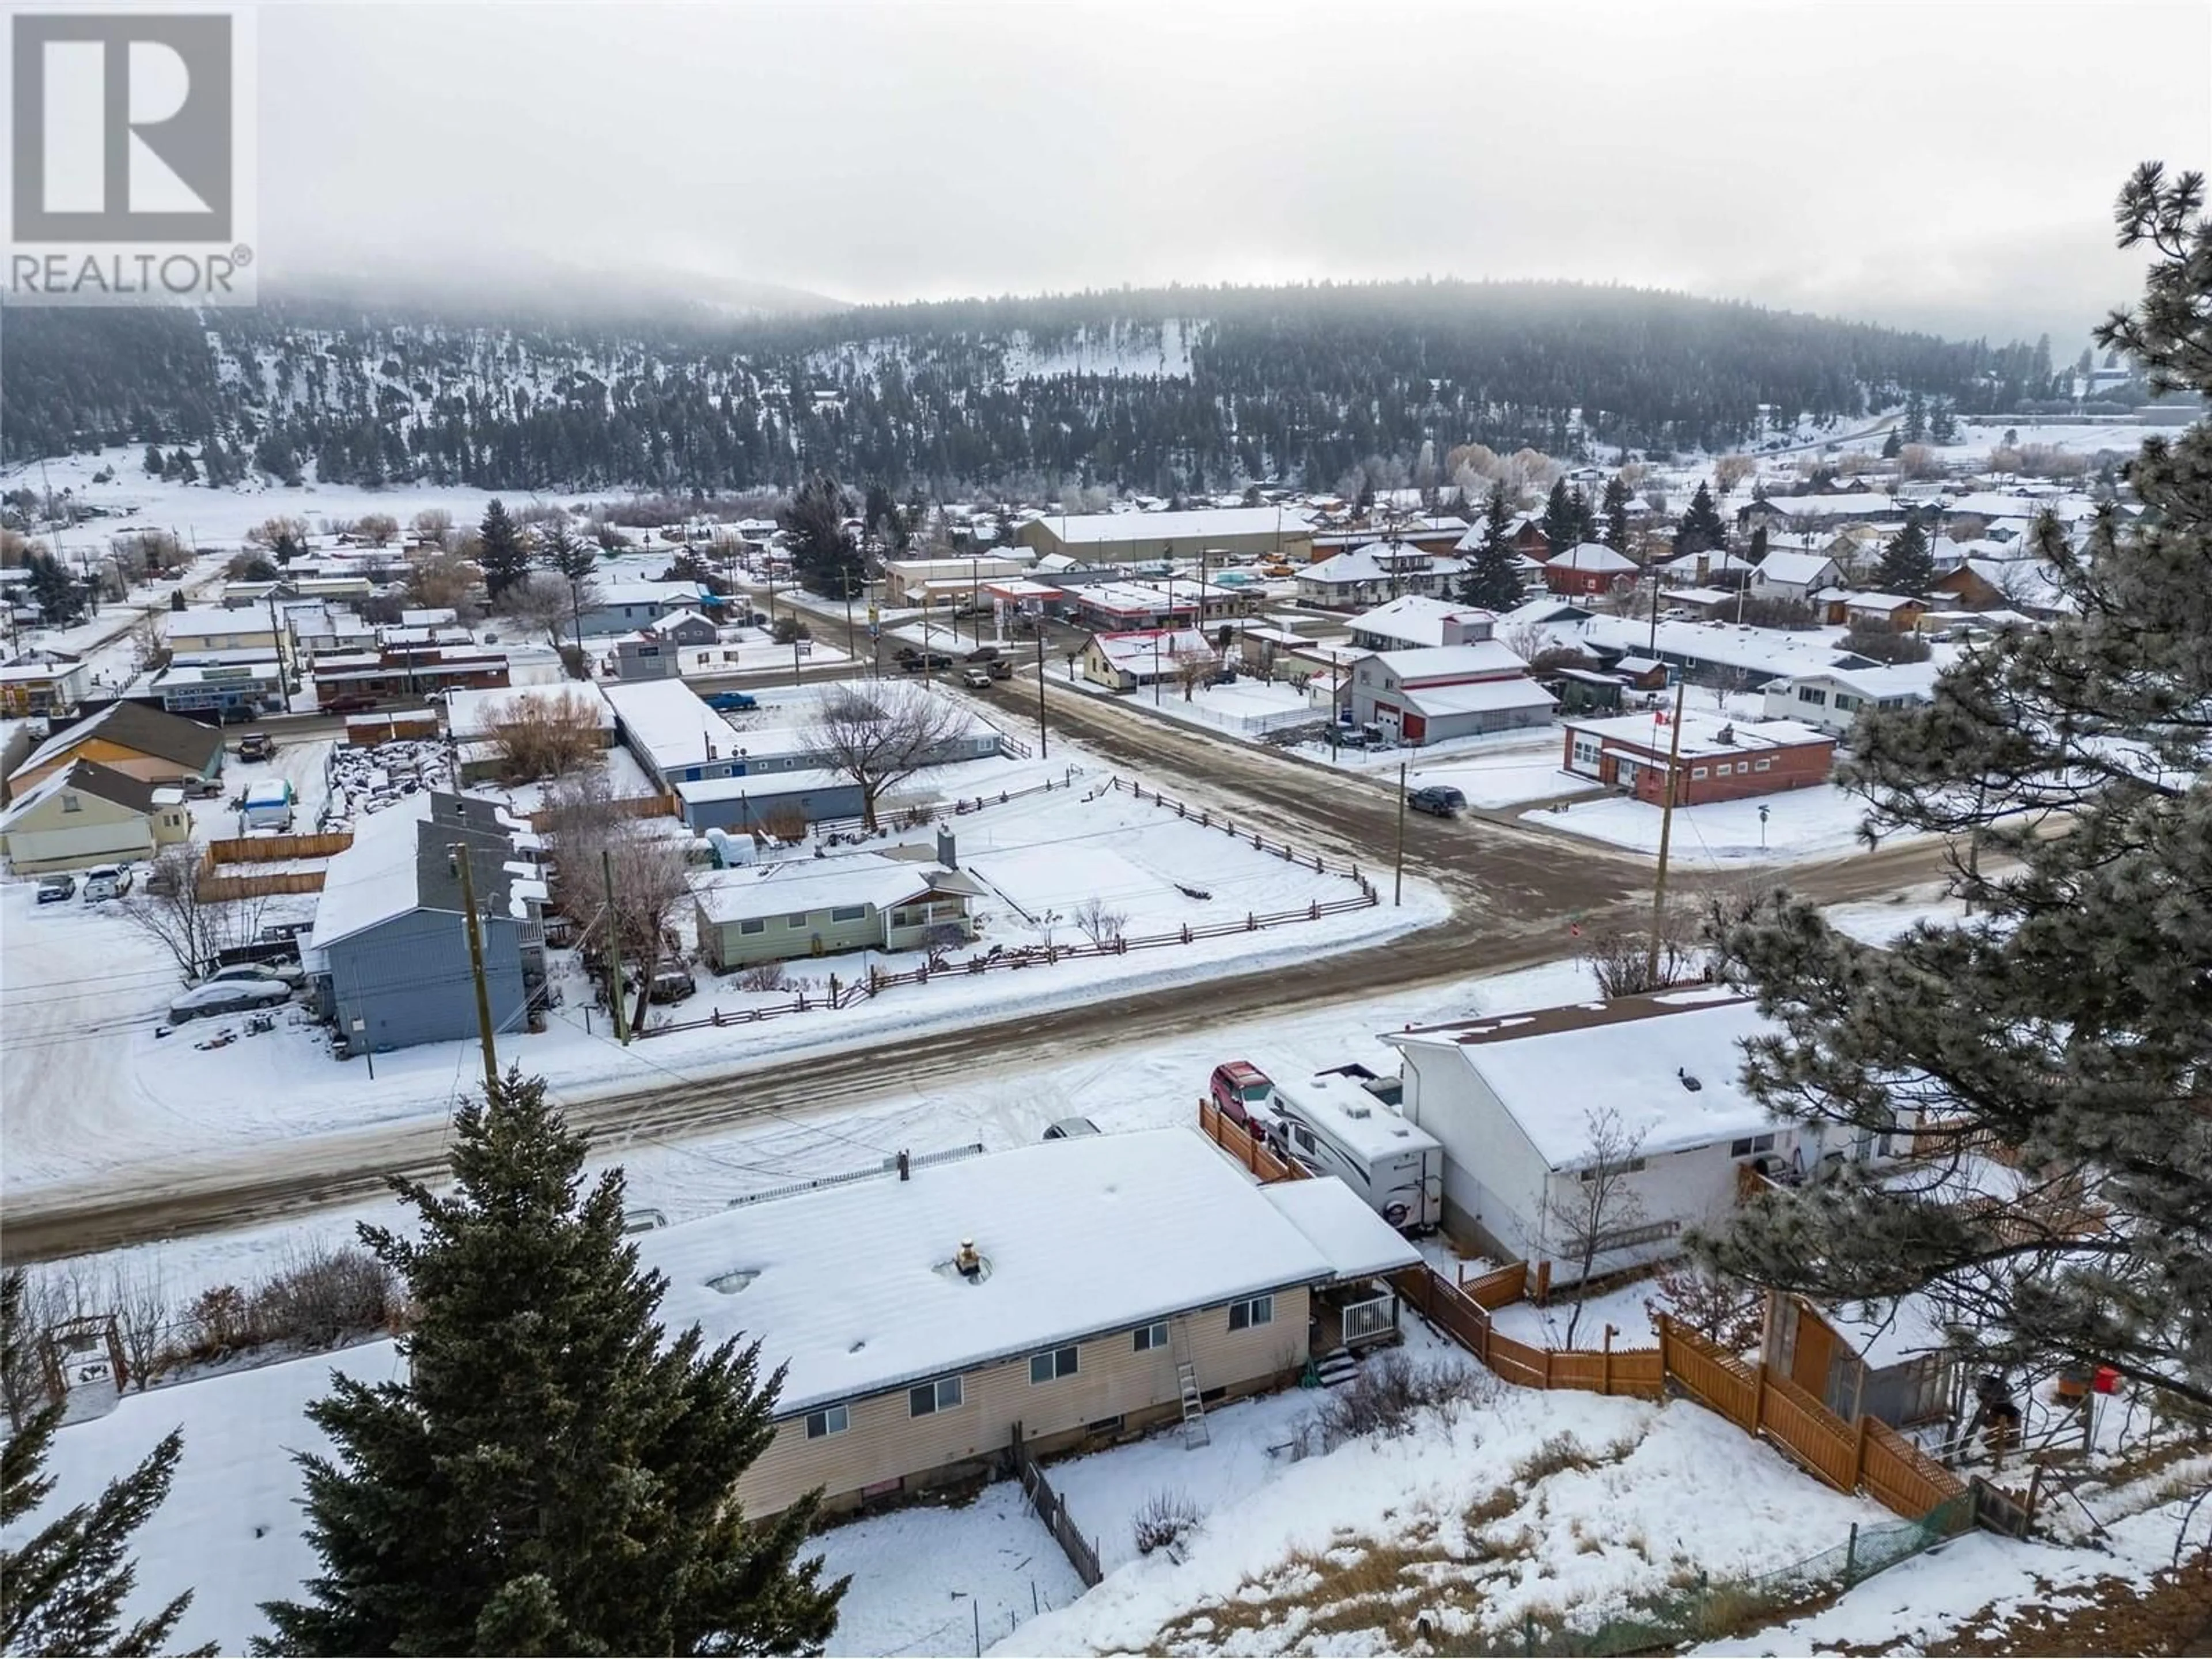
(1034, 625), (1048, 760)
(1393, 760), (1408, 907)
(602, 846), (630, 1044)
(1644, 678), (1689, 987)
(450, 843), (500, 1094)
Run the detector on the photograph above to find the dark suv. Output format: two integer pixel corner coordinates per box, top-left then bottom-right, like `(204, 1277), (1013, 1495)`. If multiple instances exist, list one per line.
(1407, 785), (1467, 818)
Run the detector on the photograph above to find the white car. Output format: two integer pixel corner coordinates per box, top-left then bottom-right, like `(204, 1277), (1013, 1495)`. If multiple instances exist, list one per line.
(203, 961), (307, 990)
(168, 979), (293, 1023)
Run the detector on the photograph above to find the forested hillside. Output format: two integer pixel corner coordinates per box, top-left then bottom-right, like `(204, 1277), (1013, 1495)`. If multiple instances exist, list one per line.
(2, 281), (2062, 495)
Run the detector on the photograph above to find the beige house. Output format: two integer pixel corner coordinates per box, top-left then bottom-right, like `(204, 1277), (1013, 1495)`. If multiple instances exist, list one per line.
(642, 1128), (1421, 1516)
(0, 761), (191, 872)
(165, 605), (282, 660)
(693, 851), (985, 970)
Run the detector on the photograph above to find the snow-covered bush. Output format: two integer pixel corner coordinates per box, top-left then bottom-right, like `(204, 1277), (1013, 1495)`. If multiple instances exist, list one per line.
(1131, 1488), (1205, 1556)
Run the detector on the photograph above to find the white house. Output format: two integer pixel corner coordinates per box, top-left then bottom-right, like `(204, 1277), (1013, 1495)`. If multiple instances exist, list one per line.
(1294, 543), (1467, 608)
(1759, 664), (1938, 738)
(1382, 988), (1880, 1281)
(1081, 627), (1217, 691)
(1347, 642), (1554, 744)
(1747, 551), (1843, 605)
(1345, 595), (1498, 653)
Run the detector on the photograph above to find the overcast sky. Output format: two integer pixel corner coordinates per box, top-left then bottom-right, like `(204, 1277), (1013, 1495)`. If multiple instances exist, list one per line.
(261, 1), (2209, 346)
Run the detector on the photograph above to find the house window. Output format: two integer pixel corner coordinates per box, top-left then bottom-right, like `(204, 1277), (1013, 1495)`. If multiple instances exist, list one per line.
(1134, 1322), (1168, 1352)
(908, 1377), (963, 1416)
(805, 1404), (849, 1438)
(1834, 693), (1859, 713)
(1730, 1133), (1778, 1157)
(787, 914), (809, 928)
(1030, 1346), (1079, 1384)
(1690, 767), (1709, 780)
(738, 919), (766, 935)
(1798, 687), (1828, 705)
(830, 905), (866, 923)
(1714, 762), (1732, 776)
(1754, 759), (1772, 772)
(1228, 1295), (1273, 1331)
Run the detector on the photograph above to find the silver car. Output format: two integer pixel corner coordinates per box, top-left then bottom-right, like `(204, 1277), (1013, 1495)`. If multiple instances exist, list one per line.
(168, 979), (293, 1024)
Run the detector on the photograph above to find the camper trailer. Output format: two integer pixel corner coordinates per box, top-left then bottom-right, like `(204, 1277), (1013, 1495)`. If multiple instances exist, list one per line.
(241, 779), (297, 832)
(1265, 1071), (1443, 1233)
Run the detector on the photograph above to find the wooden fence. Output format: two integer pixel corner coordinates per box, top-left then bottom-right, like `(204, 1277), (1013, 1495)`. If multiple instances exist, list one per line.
(526, 791), (677, 832)
(1187, 1103), (1971, 1531)
(1656, 1317), (1969, 1522)
(204, 832), (355, 863)
(1009, 1422), (1103, 1589)
(196, 831), (356, 900)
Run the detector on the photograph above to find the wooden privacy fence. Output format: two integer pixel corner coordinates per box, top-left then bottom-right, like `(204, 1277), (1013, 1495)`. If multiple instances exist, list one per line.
(1190, 1101), (1970, 1531)
(204, 832), (354, 863)
(525, 791), (677, 832)
(196, 831), (355, 900)
(1657, 1316), (1968, 1523)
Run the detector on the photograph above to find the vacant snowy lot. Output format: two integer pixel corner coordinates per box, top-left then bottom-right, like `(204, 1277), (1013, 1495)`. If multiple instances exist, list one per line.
(1528, 781), (1891, 865)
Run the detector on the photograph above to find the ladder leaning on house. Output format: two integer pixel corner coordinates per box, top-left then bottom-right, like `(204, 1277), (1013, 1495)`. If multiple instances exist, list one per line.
(1169, 1316), (1209, 1448)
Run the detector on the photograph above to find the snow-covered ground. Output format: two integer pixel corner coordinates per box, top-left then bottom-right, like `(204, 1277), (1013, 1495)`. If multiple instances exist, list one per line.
(1, 734), (1447, 1199)
(1526, 782), (1893, 865)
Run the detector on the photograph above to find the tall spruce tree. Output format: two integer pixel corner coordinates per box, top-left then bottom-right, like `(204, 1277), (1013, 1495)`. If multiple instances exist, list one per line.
(1691, 162), (2212, 1410)
(1874, 512), (1936, 595)
(1881, 427), (1903, 460)
(1600, 475), (1633, 551)
(781, 475), (862, 598)
(1747, 522), (1771, 565)
(1673, 480), (1729, 556)
(24, 552), (83, 626)
(1538, 477), (1580, 556)
(259, 1070), (845, 1656)
(1902, 389), (1927, 442)
(1, 1274), (211, 1658)
(1459, 483), (1524, 611)
(476, 499), (530, 601)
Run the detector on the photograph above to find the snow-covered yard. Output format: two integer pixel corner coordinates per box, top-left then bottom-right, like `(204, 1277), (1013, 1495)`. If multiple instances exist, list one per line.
(1525, 781), (1896, 865)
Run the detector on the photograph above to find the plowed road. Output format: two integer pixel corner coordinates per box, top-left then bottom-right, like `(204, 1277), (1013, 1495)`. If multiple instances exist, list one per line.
(1, 673), (1953, 1264)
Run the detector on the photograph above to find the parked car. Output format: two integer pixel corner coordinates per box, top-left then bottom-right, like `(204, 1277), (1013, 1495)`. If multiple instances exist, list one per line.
(1041, 1117), (1101, 1141)
(961, 668), (993, 690)
(168, 979), (293, 1024)
(704, 690), (759, 713)
(1209, 1060), (1275, 1128)
(236, 732), (275, 762)
(81, 865), (132, 903)
(174, 775), (225, 799)
(627, 959), (696, 1004)
(1407, 785), (1467, 818)
(1207, 666), (1238, 686)
(35, 873), (75, 904)
(203, 961), (307, 990)
(321, 694), (378, 715)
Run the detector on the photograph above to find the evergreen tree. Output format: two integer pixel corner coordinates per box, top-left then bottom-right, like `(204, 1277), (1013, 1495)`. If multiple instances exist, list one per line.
(1747, 522), (1770, 565)
(1880, 429), (1903, 460)
(24, 552), (83, 626)
(1600, 475), (1633, 551)
(1692, 162), (2212, 1411)
(1929, 398), (1959, 444)
(259, 1069), (845, 1656)
(1458, 484), (1524, 611)
(1673, 480), (1729, 556)
(1539, 476), (1581, 555)
(539, 526), (601, 650)
(861, 481), (904, 554)
(476, 499), (529, 601)
(1901, 389), (1927, 442)
(1, 1273), (211, 1658)
(1874, 512), (1935, 595)
(141, 444), (162, 477)
(780, 475), (862, 598)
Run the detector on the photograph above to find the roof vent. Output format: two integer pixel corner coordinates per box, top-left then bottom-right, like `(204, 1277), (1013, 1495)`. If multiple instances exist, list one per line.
(1677, 1067), (1704, 1093)
(1716, 724), (1736, 745)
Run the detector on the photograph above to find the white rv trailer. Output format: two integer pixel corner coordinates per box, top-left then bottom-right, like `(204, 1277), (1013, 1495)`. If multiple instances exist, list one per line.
(1264, 1070), (1444, 1233)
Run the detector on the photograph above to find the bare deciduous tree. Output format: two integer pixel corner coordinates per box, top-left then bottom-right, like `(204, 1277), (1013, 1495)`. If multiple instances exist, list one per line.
(406, 552), (479, 613)
(804, 683), (968, 830)
(1073, 896), (1127, 948)
(1544, 1108), (1650, 1344)
(1645, 1260), (1763, 1350)
(118, 846), (268, 981)
(1713, 454), (1757, 496)
(482, 691), (605, 782)
(541, 771), (692, 1032)
(410, 507), (454, 548)
(245, 515), (309, 551)
(497, 570), (574, 646)
(1577, 909), (1707, 998)
(355, 513), (400, 548)
(1171, 648), (1218, 702)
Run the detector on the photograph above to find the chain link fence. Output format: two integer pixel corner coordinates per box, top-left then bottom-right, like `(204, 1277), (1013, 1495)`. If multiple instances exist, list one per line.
(1477, 1492), (1972, 1656)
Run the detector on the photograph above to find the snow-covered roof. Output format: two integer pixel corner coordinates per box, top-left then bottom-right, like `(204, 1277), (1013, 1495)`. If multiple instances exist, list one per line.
(1300, 546), (1466, 586)
(1349, 595), (1495, 648)
(596, 579), (706, 608)
(675, 767), (856, 805)
(1548, 542), (1638, 573)
(645, 608), (718, 636)
(1557, 615), (1867, 681)
(1388, 988), (1785, 1168)
(1033, 506), (1313, 547)
(1841, 591), (1920, 612)
(1560, 708), (1831, 760)
(601, 679), (724, 771)
(307, 795), (433, 951)
(1786, 662), (1938, 701)
(1259, 1180), (1423, 1281)
(691, 852), (972, 923)
(1755, 551), (1840, 586)
(149, 660), (281, 686)
(1373, 641), (1529, 681)
(1089, 627), (1216, 668)
(1399, 677), (1556, 718)
(1755, 493), (1899, 520)
(642, 1128), (1372, 1416)
(444, 682), (613, 741)
(165, 604), (275, 637)
(1817, 1295), (1951, 1372)
(1269, 1071), (1444, 1163)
